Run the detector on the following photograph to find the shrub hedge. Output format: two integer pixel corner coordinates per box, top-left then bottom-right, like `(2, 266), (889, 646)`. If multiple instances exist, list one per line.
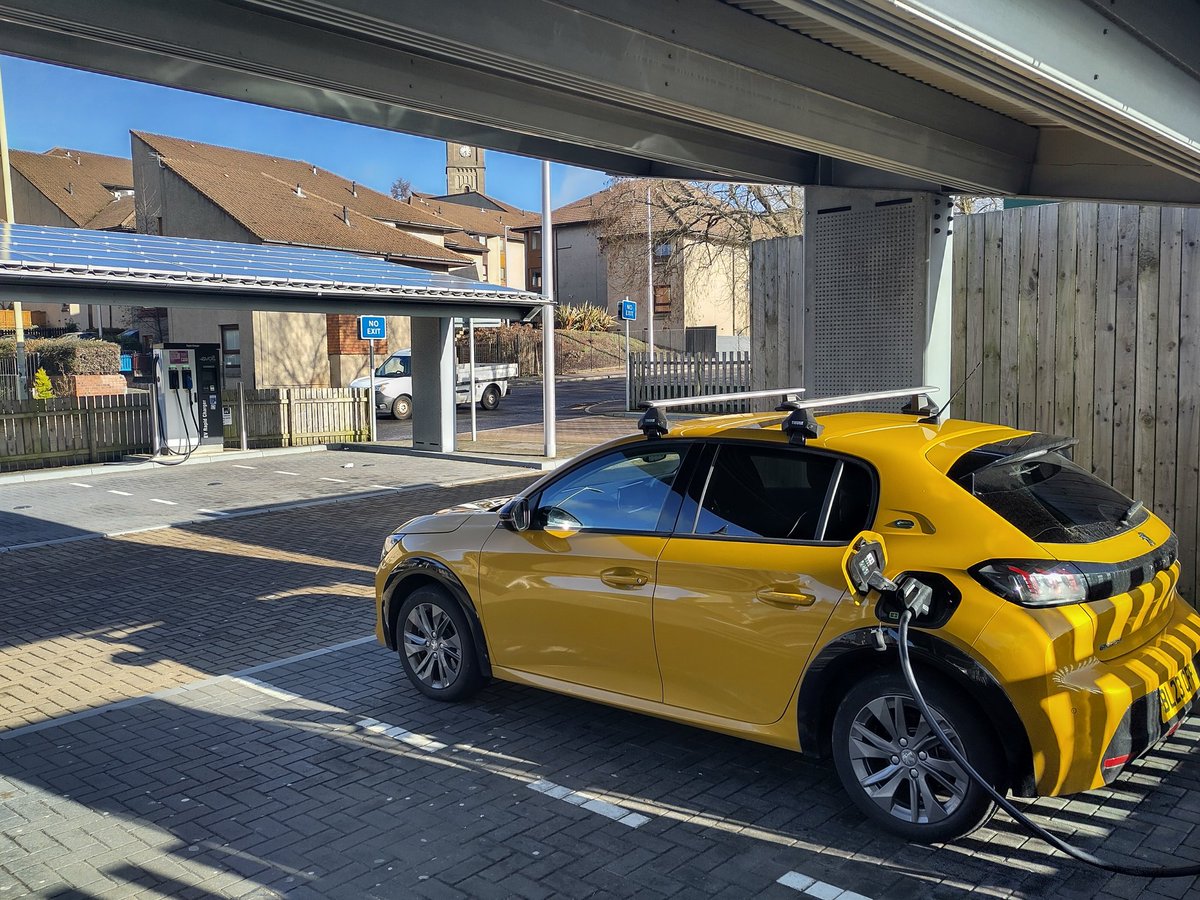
(0, 337), (121, 375)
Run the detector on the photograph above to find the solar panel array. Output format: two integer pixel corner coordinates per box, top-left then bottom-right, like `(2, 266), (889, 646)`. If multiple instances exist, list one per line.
(0, 222), (542, 303)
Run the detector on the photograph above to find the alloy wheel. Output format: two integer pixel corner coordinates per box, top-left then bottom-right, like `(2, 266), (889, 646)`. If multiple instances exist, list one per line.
(846, 694), (971, 825)
(403, 602), (462, 689)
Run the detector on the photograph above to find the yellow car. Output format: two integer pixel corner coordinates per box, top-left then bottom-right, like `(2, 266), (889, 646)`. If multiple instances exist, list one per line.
(374, 399), (1200, 842)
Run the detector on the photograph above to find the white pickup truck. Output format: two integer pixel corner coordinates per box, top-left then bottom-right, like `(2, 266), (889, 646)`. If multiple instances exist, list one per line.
(349, 349), (518, 420)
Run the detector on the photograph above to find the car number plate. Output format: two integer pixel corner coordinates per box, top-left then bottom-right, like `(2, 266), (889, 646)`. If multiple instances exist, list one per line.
(1159, 659), (1200, 723)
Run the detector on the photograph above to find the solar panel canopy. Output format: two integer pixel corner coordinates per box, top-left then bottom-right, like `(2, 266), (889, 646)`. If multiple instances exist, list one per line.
(0, 223), (547, 319)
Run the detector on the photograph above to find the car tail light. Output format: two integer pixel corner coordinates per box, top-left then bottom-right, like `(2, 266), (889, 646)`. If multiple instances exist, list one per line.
(970, 559), (1089, 607)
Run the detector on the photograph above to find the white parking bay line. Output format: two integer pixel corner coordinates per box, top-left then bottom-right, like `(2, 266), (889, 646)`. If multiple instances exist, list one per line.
(527, 779), (650, 828)
(107, 490), (132, 496)
(356, 716), (447, 752)
(777, 871), (872, 900)
(319, 477), (347, 483)
(149, 498), (177, 505)
(69, 482), (92, 488)
(274, 470), (300, 476)
(232, 464), (257, 470)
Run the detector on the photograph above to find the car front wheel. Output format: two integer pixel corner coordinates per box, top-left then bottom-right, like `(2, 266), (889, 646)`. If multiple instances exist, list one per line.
(396, 585), (484, 701)
(831, 670), (1000, 843)
(391, 395), (412, 420)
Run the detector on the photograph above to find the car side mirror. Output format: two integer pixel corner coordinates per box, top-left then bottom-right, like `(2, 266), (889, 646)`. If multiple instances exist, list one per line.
(543, 508), (582, 540)
(842, 531), (897, 597)
(499, 497), (531, 532)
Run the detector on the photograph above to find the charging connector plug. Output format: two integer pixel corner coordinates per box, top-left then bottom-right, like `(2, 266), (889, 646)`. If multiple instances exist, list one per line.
(897, 577), (933, 619)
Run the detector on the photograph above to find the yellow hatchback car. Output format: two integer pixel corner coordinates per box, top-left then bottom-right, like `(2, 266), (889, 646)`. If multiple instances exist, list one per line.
(375, 397), (1200, 842)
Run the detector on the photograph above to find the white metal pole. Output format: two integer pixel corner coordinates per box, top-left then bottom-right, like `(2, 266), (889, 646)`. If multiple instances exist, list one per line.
(238, 379), (248, 451)
(645, 183), (654, 361)
(368, 338), (377, 443)
(468, 318), (477, 442)
(541, 160), (556, 458)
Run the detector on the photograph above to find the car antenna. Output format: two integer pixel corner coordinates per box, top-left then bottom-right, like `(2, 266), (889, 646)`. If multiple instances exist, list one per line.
(935, 360), (981, 423)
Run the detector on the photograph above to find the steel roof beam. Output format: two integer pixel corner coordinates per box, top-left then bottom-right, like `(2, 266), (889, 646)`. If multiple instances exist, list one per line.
(0, 0), (1031, 191)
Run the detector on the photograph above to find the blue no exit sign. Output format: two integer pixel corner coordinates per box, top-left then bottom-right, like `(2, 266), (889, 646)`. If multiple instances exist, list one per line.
(619, 299), (637, 321)
(359, 315), (387, 340)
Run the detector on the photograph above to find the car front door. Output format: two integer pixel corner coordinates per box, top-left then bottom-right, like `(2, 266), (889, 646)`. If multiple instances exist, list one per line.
(654, 442), (876, 724)
(479, 444), (691, 701)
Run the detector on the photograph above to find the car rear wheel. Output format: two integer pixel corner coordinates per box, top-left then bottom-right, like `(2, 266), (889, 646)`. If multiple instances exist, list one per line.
(396, 585), (484, 701)
(832, 670), (999, 843)
(479, 384), (501, 411)
(391, 394), (412, 420)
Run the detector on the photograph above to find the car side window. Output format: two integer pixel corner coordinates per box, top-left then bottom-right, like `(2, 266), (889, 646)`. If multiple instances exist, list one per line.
(378, 355), (411, 377)
(535, 446), (685, 534)
(692, 444), (838, 541)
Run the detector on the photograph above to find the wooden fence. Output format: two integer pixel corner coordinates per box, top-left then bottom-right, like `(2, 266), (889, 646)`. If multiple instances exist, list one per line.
(0, 393), (153, 471)
(952, 202), (1200, 600)
(629, 351), (751, 412)
(222, 387), (371, 449)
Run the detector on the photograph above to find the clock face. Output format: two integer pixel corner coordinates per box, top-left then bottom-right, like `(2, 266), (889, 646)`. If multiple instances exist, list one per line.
(458, 145), (473, 158)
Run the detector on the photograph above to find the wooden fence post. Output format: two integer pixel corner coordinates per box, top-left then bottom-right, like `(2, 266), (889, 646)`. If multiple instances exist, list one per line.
(285, 388), (295, 448)
(84, 397), (100, 463)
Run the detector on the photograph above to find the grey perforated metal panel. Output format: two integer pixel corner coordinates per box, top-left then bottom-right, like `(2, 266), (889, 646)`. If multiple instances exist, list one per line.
(803, 188), (933, 406)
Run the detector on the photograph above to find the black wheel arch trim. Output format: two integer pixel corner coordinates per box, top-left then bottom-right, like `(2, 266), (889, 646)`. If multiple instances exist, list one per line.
(382, 556), (492, 678)
(797, 627), (1036, 797)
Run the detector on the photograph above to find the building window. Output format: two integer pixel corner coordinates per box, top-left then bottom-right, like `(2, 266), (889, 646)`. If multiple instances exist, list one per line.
(221, 325), (242, 383)
(654, 285), (671, 315)
(654, 240), (673, 259)
(529, 231), (541, 252)
(530, 269), (543, 290)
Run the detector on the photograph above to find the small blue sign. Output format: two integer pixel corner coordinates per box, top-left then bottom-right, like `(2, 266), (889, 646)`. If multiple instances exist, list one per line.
(119, 353), (133, 373)
(359, 315), (387, 341)
(619, 299), (637, 321)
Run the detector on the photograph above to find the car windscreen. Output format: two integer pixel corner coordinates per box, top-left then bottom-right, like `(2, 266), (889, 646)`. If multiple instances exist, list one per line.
(950, 444), (1146, 544)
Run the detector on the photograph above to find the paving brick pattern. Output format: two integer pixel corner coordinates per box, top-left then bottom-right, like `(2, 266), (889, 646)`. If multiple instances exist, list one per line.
(0, 475), (537, 731)
(3, 483), (1200, 897)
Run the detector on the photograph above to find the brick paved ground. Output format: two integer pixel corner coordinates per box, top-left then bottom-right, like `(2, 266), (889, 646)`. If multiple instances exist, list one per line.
(2, 483), (1200, 898)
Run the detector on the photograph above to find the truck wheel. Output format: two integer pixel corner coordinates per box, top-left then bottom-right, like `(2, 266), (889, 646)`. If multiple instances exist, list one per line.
(392, 395), (412, 420)
(479, 384), (501, 411)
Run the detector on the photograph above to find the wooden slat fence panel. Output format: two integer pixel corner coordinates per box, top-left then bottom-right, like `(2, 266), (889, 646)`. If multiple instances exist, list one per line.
(953, 200), (1200, 602)
(629, 351), (751, 413)
(0, 392), (151, 472)
(222, 387), (371, 449)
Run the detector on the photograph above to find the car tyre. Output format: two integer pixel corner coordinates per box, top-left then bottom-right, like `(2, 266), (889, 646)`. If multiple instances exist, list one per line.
(479, 384), (501, 411)
(391, 394), (413, 420)
(831, 670), (1000, 843)
(396, 585), (484, 702)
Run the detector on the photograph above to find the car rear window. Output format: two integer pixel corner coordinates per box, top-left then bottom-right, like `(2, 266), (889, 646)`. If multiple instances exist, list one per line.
(949, 441), (1147, 544)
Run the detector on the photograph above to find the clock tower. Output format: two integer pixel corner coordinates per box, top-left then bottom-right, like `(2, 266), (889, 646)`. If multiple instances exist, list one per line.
(446, 143), (485, 194)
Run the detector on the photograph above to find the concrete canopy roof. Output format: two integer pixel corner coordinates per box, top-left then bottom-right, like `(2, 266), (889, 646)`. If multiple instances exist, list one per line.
(1, 1), (1199, 203)
(0, 223), (546, 319)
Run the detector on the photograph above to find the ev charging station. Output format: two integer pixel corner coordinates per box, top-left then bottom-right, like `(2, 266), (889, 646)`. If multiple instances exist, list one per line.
(152, 342), (223, 456)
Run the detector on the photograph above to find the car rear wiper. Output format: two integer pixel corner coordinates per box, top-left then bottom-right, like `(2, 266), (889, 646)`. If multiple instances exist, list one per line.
(1120, 500), (1145, 527)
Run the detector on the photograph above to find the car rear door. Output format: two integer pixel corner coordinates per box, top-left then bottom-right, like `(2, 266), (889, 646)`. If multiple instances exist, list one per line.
(653, 442), (877, 724)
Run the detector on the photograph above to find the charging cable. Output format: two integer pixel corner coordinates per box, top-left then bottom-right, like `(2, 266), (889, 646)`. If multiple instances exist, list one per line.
(894, 595), (1200, 878)
(151, 385), (199, 466)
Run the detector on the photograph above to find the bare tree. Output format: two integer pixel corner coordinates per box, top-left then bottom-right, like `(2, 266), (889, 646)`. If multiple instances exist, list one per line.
(390, 177), (413, 201)
(952, 195), (1004, 216)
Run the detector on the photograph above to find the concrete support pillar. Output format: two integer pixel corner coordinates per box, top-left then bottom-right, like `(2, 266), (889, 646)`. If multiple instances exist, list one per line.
(410, 316), (455, 453)
(923, 206), (953, 400)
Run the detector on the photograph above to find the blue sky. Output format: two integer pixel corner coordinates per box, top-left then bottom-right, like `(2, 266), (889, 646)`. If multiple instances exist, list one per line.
(1, 55), (610, 211)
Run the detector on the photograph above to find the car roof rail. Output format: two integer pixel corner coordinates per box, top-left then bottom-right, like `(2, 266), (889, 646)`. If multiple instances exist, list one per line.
(779, 386), (940, 444)
(636, 387), (805, 439)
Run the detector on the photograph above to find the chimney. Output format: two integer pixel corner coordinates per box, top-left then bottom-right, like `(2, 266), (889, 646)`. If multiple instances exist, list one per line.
(342, 205), (351, 226)
(350, 180), (357, 197)
(311, 164), (317, 175)
(294, 183), (305, 198)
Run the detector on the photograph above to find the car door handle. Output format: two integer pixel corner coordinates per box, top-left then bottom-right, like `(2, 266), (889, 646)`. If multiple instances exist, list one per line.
(755, 588), (816, 608)
(601, 567), (649, 588)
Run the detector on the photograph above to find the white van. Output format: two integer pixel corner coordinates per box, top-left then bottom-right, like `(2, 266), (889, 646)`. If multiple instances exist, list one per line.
(349, 349), (518, 420)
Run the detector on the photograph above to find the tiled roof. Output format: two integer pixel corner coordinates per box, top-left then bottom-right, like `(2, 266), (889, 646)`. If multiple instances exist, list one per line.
(444, 230), (487, 253)
(84, 195), (137, 231)
(134, 132), (469, 266)
(410, 195), (535, 238)
(10, 148), (134, 229)
(135, 132), (458, 231)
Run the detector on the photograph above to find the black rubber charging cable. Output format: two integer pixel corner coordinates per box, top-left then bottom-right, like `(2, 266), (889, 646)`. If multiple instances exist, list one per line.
(896, 607), (1200, 878)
